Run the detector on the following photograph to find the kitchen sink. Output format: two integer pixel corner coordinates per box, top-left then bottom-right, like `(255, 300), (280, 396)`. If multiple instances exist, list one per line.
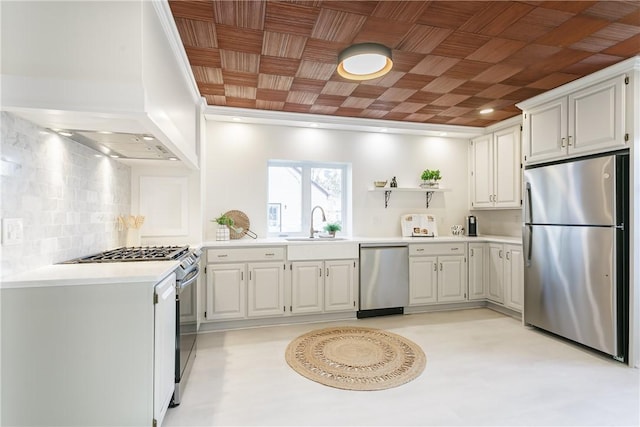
(285, 237), (348, 241)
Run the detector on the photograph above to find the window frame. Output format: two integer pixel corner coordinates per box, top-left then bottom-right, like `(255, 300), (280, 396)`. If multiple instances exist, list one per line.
(267, 159), (349, 237)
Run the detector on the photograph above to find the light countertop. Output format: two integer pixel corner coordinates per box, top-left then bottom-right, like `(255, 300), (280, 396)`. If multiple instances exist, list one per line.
(201, 234), (522, 247)
(3, 235), (520, 289)
(1, 261), (180, 289)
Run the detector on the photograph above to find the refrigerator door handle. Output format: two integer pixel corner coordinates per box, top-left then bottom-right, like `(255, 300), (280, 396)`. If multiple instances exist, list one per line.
(524, 225), (532, 267)
(525, 181), (532, 224)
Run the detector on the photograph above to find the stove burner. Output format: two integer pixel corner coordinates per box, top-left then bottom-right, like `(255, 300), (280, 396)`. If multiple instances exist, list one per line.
(64, 246), (190, 263)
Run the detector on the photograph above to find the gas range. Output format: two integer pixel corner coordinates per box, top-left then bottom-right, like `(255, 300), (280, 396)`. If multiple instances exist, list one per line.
(63, 246), (191, 263)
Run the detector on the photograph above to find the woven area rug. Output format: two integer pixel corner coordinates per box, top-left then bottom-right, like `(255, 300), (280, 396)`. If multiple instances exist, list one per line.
(285, 326), (426, 391)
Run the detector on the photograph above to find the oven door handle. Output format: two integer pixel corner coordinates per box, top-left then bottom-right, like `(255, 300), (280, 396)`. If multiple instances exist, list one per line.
(178, 265), (200, 289)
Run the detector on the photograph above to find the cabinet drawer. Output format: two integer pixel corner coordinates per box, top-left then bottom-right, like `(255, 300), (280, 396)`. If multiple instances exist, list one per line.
(410, 243), (465, 256)
(207, 247), (285, 263)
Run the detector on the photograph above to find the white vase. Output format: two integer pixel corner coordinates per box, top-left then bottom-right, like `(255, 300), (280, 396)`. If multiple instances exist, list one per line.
(216, 225), (230, 241)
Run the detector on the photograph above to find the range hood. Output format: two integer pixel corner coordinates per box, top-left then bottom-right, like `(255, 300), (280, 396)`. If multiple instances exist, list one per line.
(52, 129), (178, 160)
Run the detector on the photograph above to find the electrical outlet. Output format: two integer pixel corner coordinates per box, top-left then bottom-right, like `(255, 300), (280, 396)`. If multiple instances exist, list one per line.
(2, 218), (24, 245)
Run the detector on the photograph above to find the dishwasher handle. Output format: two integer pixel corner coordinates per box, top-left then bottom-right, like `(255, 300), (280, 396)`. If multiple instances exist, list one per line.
(360, 243), (409, 249)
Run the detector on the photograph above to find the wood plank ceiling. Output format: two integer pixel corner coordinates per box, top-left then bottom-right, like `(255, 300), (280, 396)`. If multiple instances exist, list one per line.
(169, 0), (640, 127)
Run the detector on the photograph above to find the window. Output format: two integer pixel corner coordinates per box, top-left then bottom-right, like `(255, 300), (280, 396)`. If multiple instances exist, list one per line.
(267, 160), (348, 236)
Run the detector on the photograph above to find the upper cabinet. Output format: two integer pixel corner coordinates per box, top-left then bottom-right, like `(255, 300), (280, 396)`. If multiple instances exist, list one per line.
(523, 75), (626, 164)
(518, 58), (640, 166)
(469, 123), (521, 210)
(0, 1), (199, 168)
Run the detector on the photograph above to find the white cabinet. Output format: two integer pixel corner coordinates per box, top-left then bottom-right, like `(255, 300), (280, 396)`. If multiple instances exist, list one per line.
(504, 244), (524, 312)
(409, 243), (467, 305)
(470, 124), (521, 209)
(153, 274), (177, 425)
(523, 75), (627, 164)
(468, 243), (487, 300)
(206, 263), (246, 320)
(325, 260), (357, 312)
(247, 262), (286, 317)
(409, 256), (437, 304)
(205, 247), (286, 321)
(1, 272), (177, 426)
(487, 243), (505, 303)
(487, 243), (523, 312)
(291, 261), (324, 314)
(290, 259), (358, 314)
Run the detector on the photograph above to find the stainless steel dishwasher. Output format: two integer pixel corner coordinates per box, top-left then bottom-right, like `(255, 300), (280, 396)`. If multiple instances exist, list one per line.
(358, 243), (409, 318)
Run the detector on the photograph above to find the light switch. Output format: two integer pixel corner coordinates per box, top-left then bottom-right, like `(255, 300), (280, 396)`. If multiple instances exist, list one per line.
(2, 218), (24, 245)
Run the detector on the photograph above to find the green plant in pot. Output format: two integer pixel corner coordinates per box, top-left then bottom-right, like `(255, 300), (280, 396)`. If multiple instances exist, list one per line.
(420, 169), (442, 188)
(323, 222), (342, 237)
(213, 213), (234, 241)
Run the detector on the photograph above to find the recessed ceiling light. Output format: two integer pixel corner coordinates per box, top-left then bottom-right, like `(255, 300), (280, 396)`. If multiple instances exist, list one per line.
(58, 130), (73, 137)
(142, 136), (154, 141)
(169, 157), (178, 161)
(110, 155), (119, 158)
(98, 131), (113, 135)
(480, 108), (494, 115)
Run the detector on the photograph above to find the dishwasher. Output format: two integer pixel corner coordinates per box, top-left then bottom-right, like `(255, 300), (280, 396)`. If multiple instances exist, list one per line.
(358, 243), (409, 318)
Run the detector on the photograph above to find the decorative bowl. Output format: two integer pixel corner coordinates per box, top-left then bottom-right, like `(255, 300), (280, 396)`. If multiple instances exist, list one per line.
(374, 180), (388, 188)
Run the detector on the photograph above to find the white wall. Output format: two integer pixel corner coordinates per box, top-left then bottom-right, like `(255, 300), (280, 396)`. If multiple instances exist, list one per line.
(0, 113), (131, 278)
(129, 162), (202, 246)
(204, 120), (475, 240)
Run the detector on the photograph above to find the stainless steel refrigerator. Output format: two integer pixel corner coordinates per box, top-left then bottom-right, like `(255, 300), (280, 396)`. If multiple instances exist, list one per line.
(523, 152), (629, 361)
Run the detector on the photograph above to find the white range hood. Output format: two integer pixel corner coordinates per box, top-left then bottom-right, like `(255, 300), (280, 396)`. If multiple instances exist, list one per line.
(1, 0), (200, 166)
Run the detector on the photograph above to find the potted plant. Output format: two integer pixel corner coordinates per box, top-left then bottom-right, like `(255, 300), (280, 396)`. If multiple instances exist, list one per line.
(213, 213), (234, 241)
(420, 169), (442, 188)
(323, 222), (342, 237)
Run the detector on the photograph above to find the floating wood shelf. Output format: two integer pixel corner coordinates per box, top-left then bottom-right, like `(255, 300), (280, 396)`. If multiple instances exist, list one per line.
(369, 187), (451, 208)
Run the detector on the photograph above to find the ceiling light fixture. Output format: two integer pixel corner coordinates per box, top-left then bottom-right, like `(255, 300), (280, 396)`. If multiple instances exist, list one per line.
(480, 108), (494, 115)
(142, 135), (154, 141)
(58, 130), (73, 137)
(337, 43), (393, 81)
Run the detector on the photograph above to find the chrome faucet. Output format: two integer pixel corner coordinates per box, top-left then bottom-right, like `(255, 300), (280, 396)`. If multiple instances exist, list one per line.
(309, 205), (326, 238)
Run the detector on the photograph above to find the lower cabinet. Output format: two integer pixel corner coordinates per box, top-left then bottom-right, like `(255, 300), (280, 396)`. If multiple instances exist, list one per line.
(468, 243), (487, 300)
(290, 259), (358, 314)
(205, 247), (357, 321)
(205, 247), (286, 320)
(485, 242), (524, 312)
(504, 244), (524, 312)
(409, 243), (467, 305)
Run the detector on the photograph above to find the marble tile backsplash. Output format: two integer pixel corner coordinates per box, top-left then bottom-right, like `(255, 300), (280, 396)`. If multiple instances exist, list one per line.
(1, 112), (131, 278)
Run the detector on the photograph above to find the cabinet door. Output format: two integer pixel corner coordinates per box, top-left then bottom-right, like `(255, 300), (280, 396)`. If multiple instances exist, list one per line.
(504, 245), (524, 312)
(470, 133), (493, 208)
(525, 97), (567, 163)
(206, 263), (246, 320)
(409, 256), (437, 305)
(247, 262), (285, 318)
(324, 260), (356, 312)
(154, 274), (176, 424)
(438, 255), (467, 302)
(291, 261), (324, 314)
(569, 75), (626, 156)
(494, 125), (521, 208)
(487, 244), (504, 303)
(468, 243), (486, 300)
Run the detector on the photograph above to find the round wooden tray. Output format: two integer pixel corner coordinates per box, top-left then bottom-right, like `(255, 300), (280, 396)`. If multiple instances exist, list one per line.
(224, 210), (250, 239)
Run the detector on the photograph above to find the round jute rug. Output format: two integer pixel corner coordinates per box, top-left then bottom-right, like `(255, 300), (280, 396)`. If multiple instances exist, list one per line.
(285, 326), (426, 391)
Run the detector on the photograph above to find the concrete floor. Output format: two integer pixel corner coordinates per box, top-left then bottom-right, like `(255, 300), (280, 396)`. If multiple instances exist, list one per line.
(164, 308), (639, 426)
